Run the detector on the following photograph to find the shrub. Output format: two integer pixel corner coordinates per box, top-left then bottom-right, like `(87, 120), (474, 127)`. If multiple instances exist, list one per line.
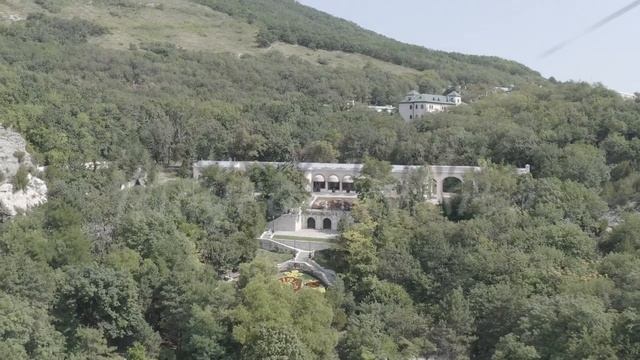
(13, 151), (25, 163)
(35, 0), (62, 13)
(12, 166), (29, 192)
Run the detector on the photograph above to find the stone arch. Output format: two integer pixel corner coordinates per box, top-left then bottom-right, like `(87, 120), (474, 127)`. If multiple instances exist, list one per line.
(442, 176), (463, 193)
(327, 174), (340, 192)
(307, 217), (316, 229)
(342, 175), (354, 193)
(323, 218), (332, 230)
(313, 174), (325, 192)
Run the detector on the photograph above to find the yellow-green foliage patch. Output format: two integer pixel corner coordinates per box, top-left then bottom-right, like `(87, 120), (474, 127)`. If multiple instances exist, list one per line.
(0, 0), (419, 76)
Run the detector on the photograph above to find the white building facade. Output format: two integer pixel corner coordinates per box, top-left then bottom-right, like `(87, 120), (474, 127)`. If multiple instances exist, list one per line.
(398, 90), (462, 121)
(270, 208), (348, 232)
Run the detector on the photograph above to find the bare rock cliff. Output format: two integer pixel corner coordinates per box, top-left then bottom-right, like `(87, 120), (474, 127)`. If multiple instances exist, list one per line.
(0, 126), (47, 220)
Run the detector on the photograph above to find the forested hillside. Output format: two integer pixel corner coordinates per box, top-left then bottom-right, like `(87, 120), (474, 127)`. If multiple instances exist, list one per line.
(0, 0), (640, 359)
(195, 0), (542, 86)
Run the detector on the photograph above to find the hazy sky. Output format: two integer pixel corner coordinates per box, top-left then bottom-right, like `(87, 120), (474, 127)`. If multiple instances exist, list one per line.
(298, 0), (640, 94)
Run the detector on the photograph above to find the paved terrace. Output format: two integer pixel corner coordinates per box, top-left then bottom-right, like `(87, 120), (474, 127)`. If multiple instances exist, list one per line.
(259, 231), (337, 286)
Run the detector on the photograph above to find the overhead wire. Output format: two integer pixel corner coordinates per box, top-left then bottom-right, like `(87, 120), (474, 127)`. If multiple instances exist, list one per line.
(541, 0), (640, 57)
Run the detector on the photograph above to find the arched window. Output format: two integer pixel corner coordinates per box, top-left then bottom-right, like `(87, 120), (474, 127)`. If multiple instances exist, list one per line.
(307, 218), (316, 229)
(313, 175), (325, 192)
(323, 218), (332, 230)
(328, 175), (340, 192)
(342, 176), (354, 193)
(442, 177), (463, 193)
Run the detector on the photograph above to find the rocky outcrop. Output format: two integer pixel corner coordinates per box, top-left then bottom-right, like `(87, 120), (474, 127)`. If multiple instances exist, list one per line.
(120, 167), (148, 189)
(0, 125), (32, 177)
(0, 174), (47, 219)
(0, 126), (47, 220)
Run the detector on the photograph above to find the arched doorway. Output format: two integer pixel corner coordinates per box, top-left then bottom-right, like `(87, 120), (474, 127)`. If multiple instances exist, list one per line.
(328, 175), (340, 192)
(323, 218), (332, 230)
(307, 218), (316, 229)
(342, 175), (354, 193)
(313, 175), (325, 192)
(442, 177), (463, 193)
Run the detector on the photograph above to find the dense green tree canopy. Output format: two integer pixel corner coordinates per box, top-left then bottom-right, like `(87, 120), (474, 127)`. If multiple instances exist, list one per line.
(1, 1), (640, 359)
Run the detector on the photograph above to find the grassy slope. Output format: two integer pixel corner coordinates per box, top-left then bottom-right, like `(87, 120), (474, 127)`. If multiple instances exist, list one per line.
(194, 0), (541, 85)
(0, 0), (546, 87)
(0, 0), (419, 77)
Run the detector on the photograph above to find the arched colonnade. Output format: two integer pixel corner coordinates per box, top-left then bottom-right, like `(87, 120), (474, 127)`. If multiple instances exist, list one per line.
(191, 161), (531, 203)
(305, 215), (337, 231)
(312, 174), (355, 193)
